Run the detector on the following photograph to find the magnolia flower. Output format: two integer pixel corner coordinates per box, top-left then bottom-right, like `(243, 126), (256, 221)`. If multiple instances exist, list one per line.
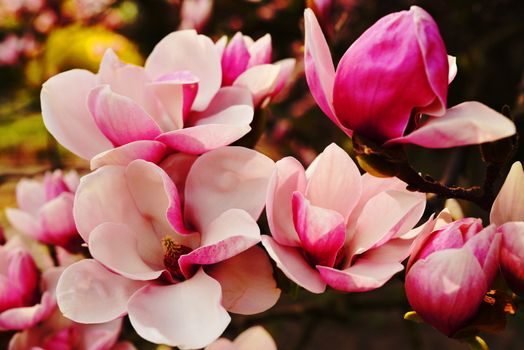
(41, 30), (255, 168)
(56, 147), (280, 349)
(304, 7), (515, 148)
(0, 237), (57, 331)
(5, 170), (82, 252)
(262, 143), (426, 293)
(206, 326), (277, 350)
(490, 161), (524, 296)
(405, 218), (500, 336)
(216, 32), (296, 106)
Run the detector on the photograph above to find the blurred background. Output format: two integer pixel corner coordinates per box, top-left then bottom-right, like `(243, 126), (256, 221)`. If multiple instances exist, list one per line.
(1, 0), (523, 348)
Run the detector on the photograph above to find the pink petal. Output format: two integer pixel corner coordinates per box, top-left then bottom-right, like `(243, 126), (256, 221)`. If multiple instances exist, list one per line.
(463, 225), (500, 283)
(88, 85), (162, 147)
(405, 249), (488, 336)
(206, 339), (236, 350)
(221, 32), (250, 86)
(207, 246), (280, 315)
(193, 105), (253, 127)
(41, 69), (112, 159)
(271, 58), (296, 98)
(317, 259), (404, 292)
(332, 6), (448, 142)
(179, 209), (260, 278)
(147, 71), (199, 130)
(5, 208), (39, 238)
(185, 147), (274, 231)
(127, 269), (230, 349)
(97, 50), (162, 121)
(261, 235), (326, 294)
(157, 124), (251, 154)
(292, 192), (345, 267)
(75, 317), (124, 350)
(126, 159), (192, 236)
(303, 9), (339, 126)
(234, 326), (277, 350)
(448, 55), (457, 84)
(388, 101), (516, 148)
(490, 161), (524, 225)
(247, 34), (272, 67)
(145, 30), (221, 111)
(305, 143), (362, 223)
(359, 237), (414, 264)
(36, 193), (79, 249)
(88, 222), (164, 281)
(0, 292), (55, 330)
(266, 157), (307, 246)
(499, 222), (524, 295)
(160, 153), (199, 200)
(73, 165), (151, 243)
(56, 259), (146, 324)
(90, 140), (167, 170)
(348, 190), (426, 259)
(346, 174), (409, 233)
(189, 86), (253, 121)
(15, 179), (45, 215)
(233, 64), (280, 106)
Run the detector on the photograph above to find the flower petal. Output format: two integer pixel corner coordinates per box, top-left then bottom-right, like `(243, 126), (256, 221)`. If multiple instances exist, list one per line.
(247, 34), (272, 67)
(15, 179), (45, 216)
(266, 157), (307, 246)
(388, 101), (516, 148)
(499, 222), (524, 296)
(145, 30), (221, 111)
(41, 69), (112, 159)
(126, 159), (192, 237)
(36, 193), (79, 249)
(221, 32), (250, 86)
(88, 85), (162, 147)
(233, 64), (280, 106)
(292, 192), (345, 267)
(317, 259), (404, 292)
(305, 143), (362, 223)
(157, 124), (251, 154)
(179, 209), (260, 277)
(185, 147), (274, 231)
(0, 292), (55, 330)
(73, 165), (151, 242)
(89, 222), (164, 280)
(261, 235), (326, 294)
(303, 9), (339, 127)
(90, 140), (167, 170)
(56, 259), (146, 323)
(490, 161), (524, 225)
(207, 246), (280, 315)
(405, 249), (487, 336)
(234, 326), (277, 350)
(127, 269), (230, 349)
(348, 189), (426, 259)
(5, 208), (39, 238)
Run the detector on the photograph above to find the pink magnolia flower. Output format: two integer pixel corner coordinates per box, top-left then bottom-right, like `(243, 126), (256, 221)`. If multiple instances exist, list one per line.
(206, 326), (277, 350)
(262, 143), (426, 293)
(41, 30), (255, 169)
(0, 237), (56, 331)
(405, 218), (500, 336)
(304, 7), (515, 148)
(490, 161), (524, 296)
(216, 32), (296, 106)
(5, 170), (83, 253)
(56, 147), (280, 349)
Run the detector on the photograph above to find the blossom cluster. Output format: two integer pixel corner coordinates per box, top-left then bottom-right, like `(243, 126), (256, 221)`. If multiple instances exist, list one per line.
(1, 4), (522, 350)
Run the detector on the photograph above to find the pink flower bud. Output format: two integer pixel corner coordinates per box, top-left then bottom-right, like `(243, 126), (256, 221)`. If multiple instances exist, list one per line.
(405, 220), (500, 336)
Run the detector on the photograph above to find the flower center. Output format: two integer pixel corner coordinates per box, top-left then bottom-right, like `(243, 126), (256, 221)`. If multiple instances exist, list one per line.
(162, 236), (192, 280)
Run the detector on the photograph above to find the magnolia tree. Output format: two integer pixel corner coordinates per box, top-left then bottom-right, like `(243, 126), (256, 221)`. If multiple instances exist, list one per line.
(1, 3), (523, 350)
